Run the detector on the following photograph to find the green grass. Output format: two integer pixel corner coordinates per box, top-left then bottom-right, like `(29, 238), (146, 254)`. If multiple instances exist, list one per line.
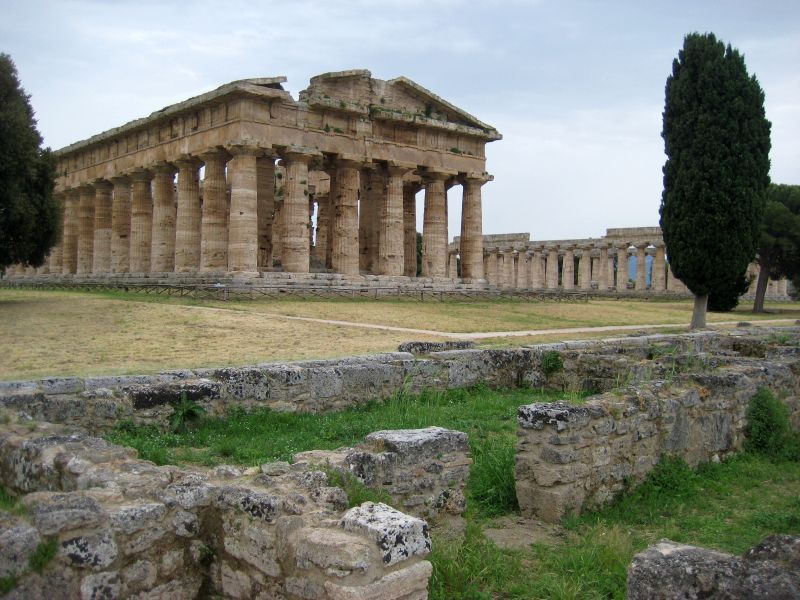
(107, 385), (574, 517)
(28, 539), (58, 573)
(429, 453), (800, 599)
(0, 485), (25, 515)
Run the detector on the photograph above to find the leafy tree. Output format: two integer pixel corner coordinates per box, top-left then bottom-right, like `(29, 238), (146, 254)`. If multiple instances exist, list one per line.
(707, 271), (751, 312)
(0, 53), (59, 272)
(752, 184), (800, 312)
(660, 33), (771, 328)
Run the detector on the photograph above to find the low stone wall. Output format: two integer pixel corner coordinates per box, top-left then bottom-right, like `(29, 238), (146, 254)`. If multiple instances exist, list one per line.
(627, 536), (800, 598)
(293, 427), (471, 519)
(515, 342), (800, 522)
(3, 327), (799, 434)
(0, 423), (434, 599)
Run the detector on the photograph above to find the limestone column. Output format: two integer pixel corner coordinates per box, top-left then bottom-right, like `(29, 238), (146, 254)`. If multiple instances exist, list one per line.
(62, 189), (79, 274)
(403, 184), (418, 277)
(530, 247), (543, 289)
(597, 245), (609, 290)
(591, 257), (600, 285)
(545, 246), (559, 289)
(562, 246), (575, 290)
(497, 250), (508, 288)
(324, 166), (338, 270)
(460, 174), (488, 280)
(48, 193), (64, 274)
(331, 159), (361, 276)
(422, 171), (450, 278)
(486, 249), (498, 285)
(635, 244), (647, 290)
(503, 249), (515, 288)
(314, 194), (329, 265)
(378, 164), (411, 276)
(272, 199), (284, 264)
(256, 155), (278, 271)
(110, 176), (131, 273)
(616, 245), (628, 291)
(198, 149), (229, 271)
(150, 163), (178, 273)
(226, 145), (261, 274)
(129, 169), (154, 273)
(92, 179), (113, 274)
(281, 149), (319, 273)
(517, 252), (530, 289)
(653, 245), (666, 292)
(578, 246), (592, 290)
(447, 252), (458, 278)
(363, 168), (384, 273)
(173, 157), (202, 272)
(483, 252), (489, 281)
(76, 184), (95, 274)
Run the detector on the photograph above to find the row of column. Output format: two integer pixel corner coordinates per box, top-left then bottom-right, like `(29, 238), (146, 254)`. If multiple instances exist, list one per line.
(37, 147), (490, 281)
(472, 243), (688, 293)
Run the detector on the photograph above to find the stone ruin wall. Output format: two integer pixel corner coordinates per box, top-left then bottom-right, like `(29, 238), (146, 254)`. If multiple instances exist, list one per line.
(2, 328), (800, 598)
(0, 423), (474, 599)
(515, 330), (800, 522)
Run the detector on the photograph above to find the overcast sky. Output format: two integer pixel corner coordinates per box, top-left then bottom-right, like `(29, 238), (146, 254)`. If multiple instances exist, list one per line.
(3, 0), (798, 242)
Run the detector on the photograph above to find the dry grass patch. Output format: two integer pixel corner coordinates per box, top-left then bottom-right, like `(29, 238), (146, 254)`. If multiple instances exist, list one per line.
(0, 290), (444, 380)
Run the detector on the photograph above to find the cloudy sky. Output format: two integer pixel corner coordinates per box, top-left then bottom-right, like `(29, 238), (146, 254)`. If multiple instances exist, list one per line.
(3, 0), (798, 242)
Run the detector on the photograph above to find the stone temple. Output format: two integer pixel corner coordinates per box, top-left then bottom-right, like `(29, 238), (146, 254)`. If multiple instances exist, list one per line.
(6, 70), (499, 284)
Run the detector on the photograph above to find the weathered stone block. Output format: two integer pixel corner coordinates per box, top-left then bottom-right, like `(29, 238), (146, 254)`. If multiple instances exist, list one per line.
(340, 502), (431, 566)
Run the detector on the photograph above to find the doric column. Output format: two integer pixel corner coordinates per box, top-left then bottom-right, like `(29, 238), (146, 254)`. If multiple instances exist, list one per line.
(150, 163), (178, 273)
(359, 167), (383, 273)
(92, 179), (113, 274)
(447, 252), (458, 278)
(281, 148), (320, 273)
(545, 245), (559, 289)
(129, 169), (154, 273)
(578, 245), (592, 290)
(591, 257), (600, 285)
(199, 148), (229, 271)
(110, 176), (131, 273)
(76, 184), (95, 274)
(460, 173), (489, 280)
(331, 159), (361, 276)
(403, 184), (419, 277)
(256, 156), (276, 271)
(421, 171), (451, 278)
(597, 245), (609, 290)
(562, 246), (575, 290)
(48, 193), (64, 274)
(503, 249), (515, 288)
(61, 188), (79, 274)
(529, 247), (543, 289)
(378, 164), (412, 276)
(635, 244), (647, 290)
(173, 156), (202, 272)
(225, 144), (261, 274)
(314, 194), (329, 266)
(486, 249), (498, 285)
(517, 251), (529, 289)
(272, 199), (284, 264)
(616, 245), (628, 291)
(653, 245), (666, 292)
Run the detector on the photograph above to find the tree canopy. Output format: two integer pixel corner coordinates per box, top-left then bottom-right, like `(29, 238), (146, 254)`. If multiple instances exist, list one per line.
(659, 32), (771, 328)
(0, 53), (60, 272)
(752, 184), (800, 311)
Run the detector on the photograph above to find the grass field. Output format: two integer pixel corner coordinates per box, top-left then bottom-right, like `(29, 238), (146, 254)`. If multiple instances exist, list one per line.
(0, 287), (797, 380)
(105, 385), (800, 600)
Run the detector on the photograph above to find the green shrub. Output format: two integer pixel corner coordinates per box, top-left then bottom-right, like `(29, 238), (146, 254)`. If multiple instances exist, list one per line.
(744, 388), (800, 460)
(541, 350), (564, 376)
(170, 392), (206, 433)
(28, 539), (58, 573)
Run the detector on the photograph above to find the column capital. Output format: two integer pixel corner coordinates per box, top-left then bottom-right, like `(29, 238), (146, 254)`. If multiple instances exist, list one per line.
(91, 178), (113, 191)
(109, 174), (130, 186)
(151, 161), (177, 176)
(335, 158), (364, 170)
(281, 145), (322, 163)
(225, 143), (264, 157)
(173, 154), (202, 169)
(460, 172), (493, 185)
(128, 167), (154, 182)
(385, 161), (415, 177)
(77, 182), (94, 193)
(198, 147), (231, 163)
(421, 168), (458, 183)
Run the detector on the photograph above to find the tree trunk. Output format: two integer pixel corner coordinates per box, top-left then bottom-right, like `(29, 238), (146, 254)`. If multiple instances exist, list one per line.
(752, 257), (771, 313)
(689, 293), (708, 329)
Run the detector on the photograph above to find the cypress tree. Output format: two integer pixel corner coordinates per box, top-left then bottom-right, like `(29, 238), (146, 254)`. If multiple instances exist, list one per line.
(660, 33), (771, 328)
(0, 53), (60, 272)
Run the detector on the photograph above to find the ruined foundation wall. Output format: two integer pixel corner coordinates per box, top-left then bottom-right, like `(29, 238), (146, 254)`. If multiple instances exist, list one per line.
(0, 424), (435, 600)
(515, 343), (800, 523)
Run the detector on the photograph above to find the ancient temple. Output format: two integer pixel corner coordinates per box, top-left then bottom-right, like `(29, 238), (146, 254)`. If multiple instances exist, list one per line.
(8, 70), (499, 282)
